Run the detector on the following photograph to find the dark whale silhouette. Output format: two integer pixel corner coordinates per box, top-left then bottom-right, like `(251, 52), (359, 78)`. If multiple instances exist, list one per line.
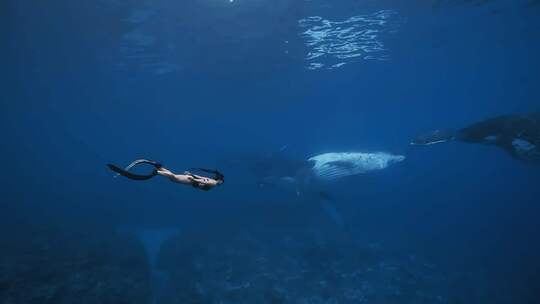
(411, 112), (540, 161)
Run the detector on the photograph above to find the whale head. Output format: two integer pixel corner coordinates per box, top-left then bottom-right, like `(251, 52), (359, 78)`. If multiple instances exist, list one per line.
(388, 154), (406, 165)
(411, 129), (455, 146)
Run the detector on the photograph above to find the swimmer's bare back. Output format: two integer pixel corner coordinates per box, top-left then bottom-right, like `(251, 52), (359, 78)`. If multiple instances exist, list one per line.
(107, 159), (224, 191)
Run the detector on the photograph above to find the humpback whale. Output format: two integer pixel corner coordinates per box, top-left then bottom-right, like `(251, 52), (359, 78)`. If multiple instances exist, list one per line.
(411, 113), (540, 161)
(297, 151), (406, 229)
(248, 151), (405, 230)
(251, 151), (406, 190)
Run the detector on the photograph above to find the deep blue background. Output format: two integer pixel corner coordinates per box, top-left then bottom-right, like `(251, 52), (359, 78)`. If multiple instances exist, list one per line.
(2, 0), (540, 300)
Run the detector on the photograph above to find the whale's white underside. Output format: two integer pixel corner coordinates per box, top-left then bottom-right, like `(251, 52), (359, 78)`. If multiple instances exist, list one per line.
(308, 152), (405, 181)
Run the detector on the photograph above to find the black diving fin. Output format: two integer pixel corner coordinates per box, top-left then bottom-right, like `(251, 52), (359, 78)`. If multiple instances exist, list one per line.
(107, 164), (157, 181)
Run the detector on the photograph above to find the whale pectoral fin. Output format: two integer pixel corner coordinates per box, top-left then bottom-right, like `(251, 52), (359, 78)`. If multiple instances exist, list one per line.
(319, 200), (344, 229)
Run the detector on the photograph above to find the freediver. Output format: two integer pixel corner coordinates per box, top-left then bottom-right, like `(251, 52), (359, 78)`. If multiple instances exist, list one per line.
(107, 159), (224, 191)
(411, 112), (540, 161)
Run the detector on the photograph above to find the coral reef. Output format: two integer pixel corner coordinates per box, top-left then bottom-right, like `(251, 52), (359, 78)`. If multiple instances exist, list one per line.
(156, 231), (453, 304)
(0, 227), (152, 304)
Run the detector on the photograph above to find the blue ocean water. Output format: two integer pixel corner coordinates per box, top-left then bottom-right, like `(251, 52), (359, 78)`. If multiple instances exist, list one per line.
(2, 0), (540, 303)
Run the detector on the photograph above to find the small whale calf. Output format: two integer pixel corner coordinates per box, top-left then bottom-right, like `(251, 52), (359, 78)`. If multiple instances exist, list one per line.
(253, 151), (405, 190)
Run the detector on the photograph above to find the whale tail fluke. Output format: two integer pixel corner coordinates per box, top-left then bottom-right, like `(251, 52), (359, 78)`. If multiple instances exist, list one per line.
(410, 129), (456, 146)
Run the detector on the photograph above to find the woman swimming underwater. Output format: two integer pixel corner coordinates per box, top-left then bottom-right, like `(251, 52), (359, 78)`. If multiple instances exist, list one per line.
(107, 159), (224, 191)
